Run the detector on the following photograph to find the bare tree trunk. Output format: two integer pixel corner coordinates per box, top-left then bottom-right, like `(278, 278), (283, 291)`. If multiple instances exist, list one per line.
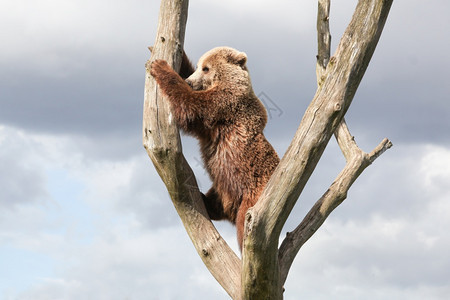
(241, 1), (393, 298)
(143, 0), (241, 298)
(144, 0), (393, 299)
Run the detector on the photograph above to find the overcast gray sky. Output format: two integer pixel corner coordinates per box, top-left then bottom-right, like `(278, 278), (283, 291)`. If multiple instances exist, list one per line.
(1, 0), (450, 299)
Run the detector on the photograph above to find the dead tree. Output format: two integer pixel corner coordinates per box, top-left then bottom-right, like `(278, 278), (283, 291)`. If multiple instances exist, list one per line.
(143, 0), (393, 299)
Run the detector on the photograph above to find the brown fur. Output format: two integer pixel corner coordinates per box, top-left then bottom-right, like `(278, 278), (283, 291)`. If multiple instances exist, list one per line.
(150, 47), (279, 250)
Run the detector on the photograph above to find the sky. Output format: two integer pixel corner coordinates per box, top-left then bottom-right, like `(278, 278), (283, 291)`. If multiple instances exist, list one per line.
(1, 0), (450, 299)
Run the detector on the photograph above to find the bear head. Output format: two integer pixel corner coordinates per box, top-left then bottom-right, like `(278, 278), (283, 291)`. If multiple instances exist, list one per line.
(185, 47), (250, 94)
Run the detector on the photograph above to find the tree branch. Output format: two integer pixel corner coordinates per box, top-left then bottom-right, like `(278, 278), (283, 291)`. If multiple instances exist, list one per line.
(241, 0), (393, 298)
(142, 1), (241, 298)
(278, 120), (392, 284)
(316, 0), (331, 85)
(277, 0), (393, 286)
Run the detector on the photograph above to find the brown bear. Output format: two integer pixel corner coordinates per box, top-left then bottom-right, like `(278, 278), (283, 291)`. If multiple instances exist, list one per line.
(150, 47), (279, 250)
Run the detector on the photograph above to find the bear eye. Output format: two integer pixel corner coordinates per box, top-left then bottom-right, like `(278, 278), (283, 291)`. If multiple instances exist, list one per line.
(202, 66), (209, 73)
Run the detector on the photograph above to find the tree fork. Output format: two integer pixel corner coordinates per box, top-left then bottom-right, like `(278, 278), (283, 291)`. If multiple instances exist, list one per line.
(144, 0), (393, 299)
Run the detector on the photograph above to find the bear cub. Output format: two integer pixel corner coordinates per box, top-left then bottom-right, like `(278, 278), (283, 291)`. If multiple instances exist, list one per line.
(150, 47), (279, 250)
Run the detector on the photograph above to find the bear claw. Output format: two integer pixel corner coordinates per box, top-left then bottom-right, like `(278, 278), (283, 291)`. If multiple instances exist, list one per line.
(150, 59), (171, 78)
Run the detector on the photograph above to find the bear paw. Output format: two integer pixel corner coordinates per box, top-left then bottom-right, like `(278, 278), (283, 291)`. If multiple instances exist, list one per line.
(150, 59), (171, 79)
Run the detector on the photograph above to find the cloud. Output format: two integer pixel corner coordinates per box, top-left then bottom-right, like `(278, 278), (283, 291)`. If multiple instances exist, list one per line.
(1, 0), (450, 299)
(0, 0), (158, 77)
(281, 144), (450, 299)
(285, 212), (450, 299)
(0, 0), (158, 148)
(2, 127), (449, 299)
(14, 226), (230, 300)
(0, 125), (234, 299)
(23, 140), (450, 298)
(2, 0), (449, 151)
(0, 127), (48, 207)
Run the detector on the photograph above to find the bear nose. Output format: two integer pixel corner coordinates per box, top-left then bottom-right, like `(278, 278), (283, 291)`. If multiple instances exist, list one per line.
(185, 79), (193, 88)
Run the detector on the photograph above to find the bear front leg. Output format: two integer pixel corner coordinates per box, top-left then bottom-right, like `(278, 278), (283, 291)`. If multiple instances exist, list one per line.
(150, 60), (220, 134)
(150, 60), (195, 131)
(150, 60), (192, 98)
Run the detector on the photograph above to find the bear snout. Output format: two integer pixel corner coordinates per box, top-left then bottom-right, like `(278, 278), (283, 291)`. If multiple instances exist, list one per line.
(185, 78), (205, 91)
(185, 78), (194, 89)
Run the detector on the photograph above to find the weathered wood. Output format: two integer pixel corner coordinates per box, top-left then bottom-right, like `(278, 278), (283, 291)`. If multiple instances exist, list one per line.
(143, 1), (241, 298)
(145, 0), (393, 298)
(278, 120), (392, 284)
(316, 0), (331, 84)
(241, 1), (393, 298)
(275, 3), (392, 284)
(277, 2), (391, 284)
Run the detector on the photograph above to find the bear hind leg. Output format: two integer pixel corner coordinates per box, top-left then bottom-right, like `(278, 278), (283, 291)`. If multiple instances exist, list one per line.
(202, 188), (226, 220)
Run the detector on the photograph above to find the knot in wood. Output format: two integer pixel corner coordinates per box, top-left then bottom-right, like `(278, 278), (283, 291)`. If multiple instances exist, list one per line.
(202, 248), (209, 257)
(245, 211), (252, 224)
(334, 102), (342, 111)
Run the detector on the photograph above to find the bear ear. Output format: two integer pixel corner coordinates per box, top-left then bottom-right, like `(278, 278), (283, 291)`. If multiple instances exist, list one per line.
(232, 51), (247, 67)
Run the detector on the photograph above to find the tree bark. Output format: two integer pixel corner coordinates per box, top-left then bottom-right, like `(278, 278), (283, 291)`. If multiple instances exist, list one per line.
(241, 1), (393, 298)
(278, 121), (392, 285)
(276, 1), (392, 285)
(143, 0), (241, 298)
(316, 0), (331, 83)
